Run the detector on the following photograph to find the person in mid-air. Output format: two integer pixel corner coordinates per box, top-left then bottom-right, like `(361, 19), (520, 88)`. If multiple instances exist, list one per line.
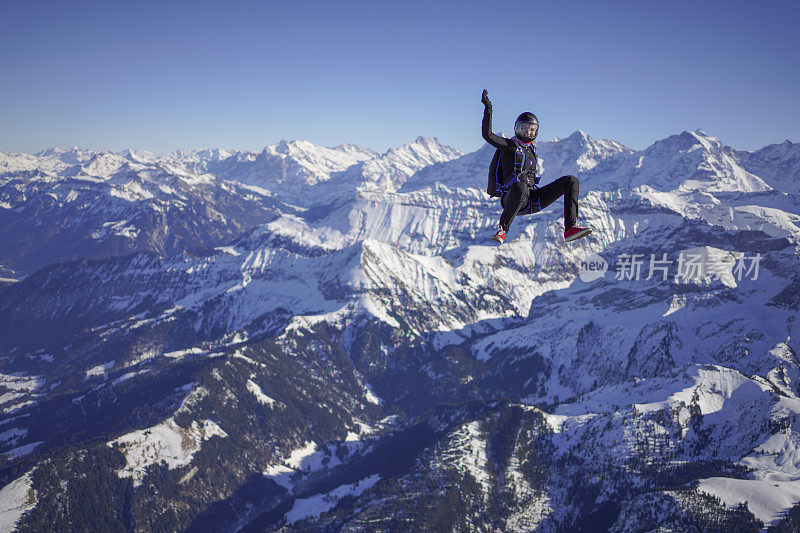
(481, 89), (592, 244)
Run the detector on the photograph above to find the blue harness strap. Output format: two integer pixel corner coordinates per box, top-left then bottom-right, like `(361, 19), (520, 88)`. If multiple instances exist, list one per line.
(499, 140), (542, 214)
(497, 144), (526, 195)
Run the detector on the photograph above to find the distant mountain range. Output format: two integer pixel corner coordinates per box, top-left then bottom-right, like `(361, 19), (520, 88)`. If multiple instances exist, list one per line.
(0, 137), (460, 279)
(0, 130), (798, 531)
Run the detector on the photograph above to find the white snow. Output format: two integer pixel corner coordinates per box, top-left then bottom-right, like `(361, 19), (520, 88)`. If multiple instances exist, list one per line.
(357, 295), (400, 328)
(112, 369), (150, 385)
(230, 349), (264, 367)
(4, 129), (800, 527)
(697, 477), (800, 527)
(0, 394), (23, 408)
(81, 152), (126, 177)
(436, 421), (491, 497)
(631, 365), (770, 417)
(265, 215), (347, 251)
(175, 385), (209, 415)
(3, 442), (43, 459)
(264, 441), (320, 490)
(108, 180), (154, 201)
(108, 417), (227, 487)
(0, 374), (43, 414)
(286, 441), (318, 469)
(85, 360), (115, 379)
(362, 382), (382, 405)
(246, 379), (276, 407)
(741, 430), (800, 481)
(163, 347), (208, 359)
(0, 374), (43, 397)
(284, 474), (380, 525)
(0, 470), (36, 533)
(215, 245), (241, 256)
(91, 220), (140, 240)
(1, 401), (35, 415)
(0, 428), (26, 446)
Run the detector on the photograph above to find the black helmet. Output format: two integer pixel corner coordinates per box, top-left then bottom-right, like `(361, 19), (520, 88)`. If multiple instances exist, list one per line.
(514, 112), (539, 142)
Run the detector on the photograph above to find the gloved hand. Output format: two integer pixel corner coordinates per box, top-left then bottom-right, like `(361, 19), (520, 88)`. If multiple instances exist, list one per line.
(481, 89), (492, 110)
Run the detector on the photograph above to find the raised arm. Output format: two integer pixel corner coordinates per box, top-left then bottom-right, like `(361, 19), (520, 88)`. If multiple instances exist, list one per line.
(481, 89), (514, 150)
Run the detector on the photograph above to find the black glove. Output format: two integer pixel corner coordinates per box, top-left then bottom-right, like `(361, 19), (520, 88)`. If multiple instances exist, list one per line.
(481, 89), (492, 110)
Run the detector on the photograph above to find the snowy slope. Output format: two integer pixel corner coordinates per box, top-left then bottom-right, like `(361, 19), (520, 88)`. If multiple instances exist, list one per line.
(0, 147), (293, 277)
(198, 139), (376, 191)
(1, 128), (799, 530)
(0, 469), (36, 533)
(198, 136), (460, 207)
(576, 130), (771, 193)
(0, 137), (461, 277)
(737, 140), (800, 194)
(109, 417), (227, 487)
(537, 130), (633, 179)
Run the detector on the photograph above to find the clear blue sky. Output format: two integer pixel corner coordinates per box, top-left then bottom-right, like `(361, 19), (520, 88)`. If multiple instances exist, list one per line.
(1, 0), (798, 154)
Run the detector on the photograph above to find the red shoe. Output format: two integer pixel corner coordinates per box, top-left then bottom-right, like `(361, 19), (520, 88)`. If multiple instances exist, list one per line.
(492, 226), (507, 243)
(564, 225), (592, 242)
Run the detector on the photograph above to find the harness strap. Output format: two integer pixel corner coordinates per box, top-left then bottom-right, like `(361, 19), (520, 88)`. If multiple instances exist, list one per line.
(501, 140), (545, 214)
(497, 144), (526, 195)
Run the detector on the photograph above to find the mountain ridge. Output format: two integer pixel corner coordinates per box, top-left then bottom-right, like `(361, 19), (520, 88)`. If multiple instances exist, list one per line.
(1, 128), (799, 531)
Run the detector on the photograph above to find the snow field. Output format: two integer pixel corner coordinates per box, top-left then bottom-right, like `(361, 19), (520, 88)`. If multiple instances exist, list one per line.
(108, 418), (227, 487)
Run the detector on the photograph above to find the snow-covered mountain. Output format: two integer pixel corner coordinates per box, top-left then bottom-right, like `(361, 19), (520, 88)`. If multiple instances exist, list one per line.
(0, 147), (291, 280)
(204, 136), (461, 206)
(0, 137), (461, 279)
(1, 129), (799, 531)
(538, 130), (633, 179)
(737, 140), (800, 194)
(586, 129), (772, 193)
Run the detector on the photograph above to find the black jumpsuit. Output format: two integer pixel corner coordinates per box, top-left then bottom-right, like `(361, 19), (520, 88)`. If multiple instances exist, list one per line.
(482, 106), (580, 233)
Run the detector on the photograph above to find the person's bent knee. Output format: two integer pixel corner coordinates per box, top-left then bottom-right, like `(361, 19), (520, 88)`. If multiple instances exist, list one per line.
(563, 174), (579, 184)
